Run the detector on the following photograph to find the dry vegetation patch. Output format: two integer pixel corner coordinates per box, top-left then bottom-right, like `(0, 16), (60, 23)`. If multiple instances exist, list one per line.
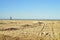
(0, 20), (60, 40)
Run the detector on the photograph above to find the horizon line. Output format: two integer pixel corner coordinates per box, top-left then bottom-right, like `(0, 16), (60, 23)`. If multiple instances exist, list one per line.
(0, 19), (60, 21)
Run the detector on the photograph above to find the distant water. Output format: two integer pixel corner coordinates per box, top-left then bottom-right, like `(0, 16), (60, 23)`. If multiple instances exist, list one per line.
(0, 19), (60, 21)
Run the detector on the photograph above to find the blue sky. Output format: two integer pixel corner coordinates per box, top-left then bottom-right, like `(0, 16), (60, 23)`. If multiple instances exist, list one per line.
(0, 0), (60, 19)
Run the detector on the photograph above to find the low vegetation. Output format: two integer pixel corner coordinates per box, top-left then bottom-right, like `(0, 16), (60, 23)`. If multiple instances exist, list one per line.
(0, 20), (60, 40)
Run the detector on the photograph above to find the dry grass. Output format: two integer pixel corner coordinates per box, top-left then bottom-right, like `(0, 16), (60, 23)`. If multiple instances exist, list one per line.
(0, 20), (60, 40)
